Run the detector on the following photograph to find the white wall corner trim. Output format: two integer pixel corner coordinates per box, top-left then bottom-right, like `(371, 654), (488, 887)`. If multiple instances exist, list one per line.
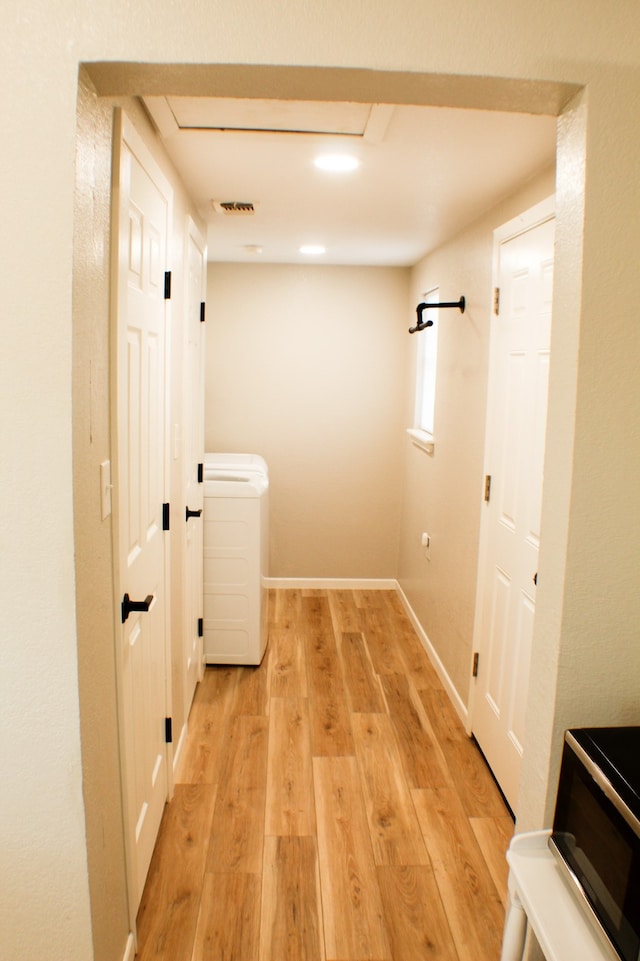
(122, 932), (136, 961)
(395, 583), (469, 729)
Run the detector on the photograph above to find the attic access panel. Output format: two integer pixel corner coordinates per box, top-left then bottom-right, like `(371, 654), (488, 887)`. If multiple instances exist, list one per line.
(160, 97), (375, 135)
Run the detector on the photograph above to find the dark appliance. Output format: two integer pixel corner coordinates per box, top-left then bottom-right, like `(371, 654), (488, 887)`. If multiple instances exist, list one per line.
(549, 727), (640, 961)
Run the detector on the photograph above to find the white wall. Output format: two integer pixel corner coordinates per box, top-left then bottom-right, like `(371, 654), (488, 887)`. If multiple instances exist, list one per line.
(73, 72), (129, 961)
(2, 3), (640, 959)
(398, 167), (556, 706)
(205, 263), (408, 579)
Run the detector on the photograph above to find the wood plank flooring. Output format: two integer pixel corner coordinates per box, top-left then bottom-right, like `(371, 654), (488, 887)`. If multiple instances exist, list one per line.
(135, 588), (512, 961)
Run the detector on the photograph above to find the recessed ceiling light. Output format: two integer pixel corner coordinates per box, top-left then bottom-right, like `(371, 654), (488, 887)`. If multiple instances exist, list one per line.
(242, 244), (263, 255)
(299, 244), (326, 256)
(314, 154), (360, 173)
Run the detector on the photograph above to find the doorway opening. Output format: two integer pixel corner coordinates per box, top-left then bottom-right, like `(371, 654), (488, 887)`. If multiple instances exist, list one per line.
(73, 59), (585, 950)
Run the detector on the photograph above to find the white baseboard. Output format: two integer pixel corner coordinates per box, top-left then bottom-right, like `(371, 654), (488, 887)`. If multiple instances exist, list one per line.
(265, 577), (397, 590)
(173, 719), (188, 776)
(122, 932), (135, 961)
(395, 582), (469, 729)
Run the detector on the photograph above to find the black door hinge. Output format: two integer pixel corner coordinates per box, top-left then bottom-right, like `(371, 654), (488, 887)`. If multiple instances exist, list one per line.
(165, 717), (173, 744)
(484, 475), (492, 503)
(493, 286), (500, 315)
(164, 271), (172, 300)
(200, 301), (206, 323)
(198, 617), (204, 638)
(197, 462), (204, 483)
(162, 502), (170, 531)
(472, 652), (480, 678)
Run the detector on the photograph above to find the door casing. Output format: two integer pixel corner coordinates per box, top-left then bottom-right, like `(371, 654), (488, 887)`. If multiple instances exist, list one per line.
(109, 108), (174, 928)
(469, 195), (555, 811)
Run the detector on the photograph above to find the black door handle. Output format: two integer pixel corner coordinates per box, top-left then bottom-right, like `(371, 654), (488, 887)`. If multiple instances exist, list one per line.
(121, 593), (154, 624)
(185, 507), (202, 522)
(533, 572), (538, 586)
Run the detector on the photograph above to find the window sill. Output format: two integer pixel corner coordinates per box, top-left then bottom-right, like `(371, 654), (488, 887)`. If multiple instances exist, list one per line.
(406, 428), (435, 456)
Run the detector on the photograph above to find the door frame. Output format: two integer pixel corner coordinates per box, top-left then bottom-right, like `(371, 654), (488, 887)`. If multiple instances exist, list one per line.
(109, 108), (174, 930)
(181, 214), (207, 718)
(468, 195), (555, 761)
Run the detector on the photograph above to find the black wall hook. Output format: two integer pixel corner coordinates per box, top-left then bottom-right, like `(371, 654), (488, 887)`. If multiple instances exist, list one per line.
(409, 296), (466, 333)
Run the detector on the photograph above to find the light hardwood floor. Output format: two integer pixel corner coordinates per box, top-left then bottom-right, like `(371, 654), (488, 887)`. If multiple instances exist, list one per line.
(135, 588), (513, 961)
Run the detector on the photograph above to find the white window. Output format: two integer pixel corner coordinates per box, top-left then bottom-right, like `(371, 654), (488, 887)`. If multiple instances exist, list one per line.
(409, 288), (439, 452)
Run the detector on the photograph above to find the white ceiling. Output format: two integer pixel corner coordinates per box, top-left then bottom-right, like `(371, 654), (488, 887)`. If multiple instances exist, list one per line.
(143, 96), (556, 267)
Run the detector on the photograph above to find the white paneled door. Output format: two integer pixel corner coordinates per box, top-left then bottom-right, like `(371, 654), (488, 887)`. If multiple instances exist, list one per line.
(112, 112), (173, 913)
(472, 198), (555, 812)
(183, 218), (207, 710)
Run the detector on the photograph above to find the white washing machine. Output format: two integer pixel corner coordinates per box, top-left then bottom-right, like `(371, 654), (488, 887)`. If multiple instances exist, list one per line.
(202, 465), (269, 665)
(203, 451), (268, 480)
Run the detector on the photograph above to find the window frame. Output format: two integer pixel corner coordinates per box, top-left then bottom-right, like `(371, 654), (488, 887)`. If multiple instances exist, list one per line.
(407, 287), (439, 455)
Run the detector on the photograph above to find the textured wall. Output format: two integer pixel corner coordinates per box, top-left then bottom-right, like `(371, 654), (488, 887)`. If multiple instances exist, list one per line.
(2, 3), (640, 959)
(205, 263), (408, 579)
(73, 71), (130, 961)
(397, 167), (556, 707)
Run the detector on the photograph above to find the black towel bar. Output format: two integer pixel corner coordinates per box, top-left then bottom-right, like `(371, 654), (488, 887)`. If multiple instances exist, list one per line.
(409, 296), (465, 333)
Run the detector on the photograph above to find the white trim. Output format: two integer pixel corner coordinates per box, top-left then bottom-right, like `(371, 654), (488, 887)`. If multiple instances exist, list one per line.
(265, 577), (397, 590)
(493, 194), (555, 248)
(406, 427), (435, 456)
(110, 108), (175, 926)
(172, 720), (188, 776)
(141, 96), (180, 139)
(395, 583), (469, 730)
(469, 194), (556, 735)
(412, 287), (439, 438)
(161, 130), (175, 808)
(121, 932), (136, 961)
(182, 214), (208, 716)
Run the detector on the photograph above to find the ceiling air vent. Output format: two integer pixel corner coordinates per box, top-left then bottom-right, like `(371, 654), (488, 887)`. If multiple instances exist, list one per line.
(212, 200), (258, 215)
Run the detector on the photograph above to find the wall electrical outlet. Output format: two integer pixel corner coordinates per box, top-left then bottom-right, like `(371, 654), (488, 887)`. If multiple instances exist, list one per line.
(421, 531), (431, 560)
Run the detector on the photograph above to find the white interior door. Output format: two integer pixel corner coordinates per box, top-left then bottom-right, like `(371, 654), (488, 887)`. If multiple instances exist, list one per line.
(472, 198), (555, 812)
(112, 112), (173, 912)
(183, 218), (207, 709)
